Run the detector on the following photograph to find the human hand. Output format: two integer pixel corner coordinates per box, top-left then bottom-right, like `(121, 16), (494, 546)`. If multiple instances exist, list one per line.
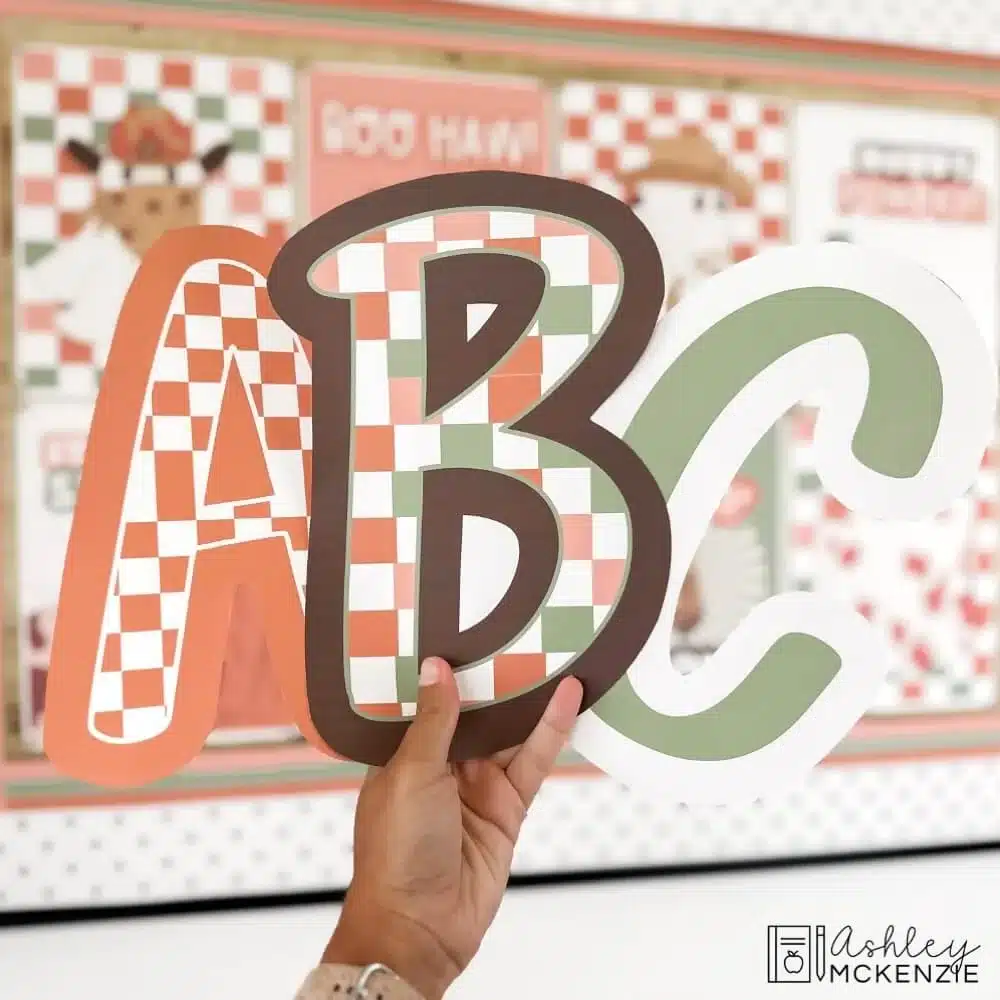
(323, 657), (584, 998)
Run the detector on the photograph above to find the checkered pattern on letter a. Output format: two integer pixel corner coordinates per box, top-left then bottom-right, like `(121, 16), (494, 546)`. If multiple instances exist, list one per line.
(316, 209), (631, 716)
(88, 260), (311, 743)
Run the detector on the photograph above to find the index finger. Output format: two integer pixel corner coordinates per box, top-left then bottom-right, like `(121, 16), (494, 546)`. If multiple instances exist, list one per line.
(504, 676), (583, 809)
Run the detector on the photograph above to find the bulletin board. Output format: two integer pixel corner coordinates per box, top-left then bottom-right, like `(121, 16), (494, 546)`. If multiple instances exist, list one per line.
(3, 0), (1000, 914)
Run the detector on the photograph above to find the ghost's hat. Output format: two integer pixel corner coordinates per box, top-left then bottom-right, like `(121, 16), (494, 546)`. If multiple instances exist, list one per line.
(617, 127), (754, 204)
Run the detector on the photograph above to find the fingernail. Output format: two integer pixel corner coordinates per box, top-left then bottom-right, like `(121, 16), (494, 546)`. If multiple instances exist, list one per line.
(419, 658), (440, 687)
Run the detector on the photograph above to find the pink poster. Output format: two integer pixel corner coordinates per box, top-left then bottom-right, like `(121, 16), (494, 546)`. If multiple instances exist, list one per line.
(305, 64), (549, 217)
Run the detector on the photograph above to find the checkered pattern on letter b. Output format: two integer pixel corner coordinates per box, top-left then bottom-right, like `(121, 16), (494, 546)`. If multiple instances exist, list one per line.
(87, 261), (311, 743)
(316, 210), (632, 716)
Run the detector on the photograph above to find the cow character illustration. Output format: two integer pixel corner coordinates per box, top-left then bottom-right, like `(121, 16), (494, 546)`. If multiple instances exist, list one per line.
(619, 126), (754, 312)
(619, 127), (760, 670)
(19, 104), (231, 371)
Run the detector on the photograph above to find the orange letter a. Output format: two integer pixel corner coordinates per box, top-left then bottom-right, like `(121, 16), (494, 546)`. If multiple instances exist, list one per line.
(44, 227), (328, 788)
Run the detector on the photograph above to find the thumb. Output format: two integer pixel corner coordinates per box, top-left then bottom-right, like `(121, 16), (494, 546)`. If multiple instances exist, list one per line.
(396, 657), (460, 767)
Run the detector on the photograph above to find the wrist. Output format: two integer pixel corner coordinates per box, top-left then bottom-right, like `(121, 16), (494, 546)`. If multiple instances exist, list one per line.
(323, 894), (459, 1000)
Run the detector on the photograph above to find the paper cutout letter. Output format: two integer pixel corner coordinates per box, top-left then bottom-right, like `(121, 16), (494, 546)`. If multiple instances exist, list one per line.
(268, 172), (669, 764)
(44, 228), (323, 786)
(44, 171), (996, 800)
(576, 242), (996, 801)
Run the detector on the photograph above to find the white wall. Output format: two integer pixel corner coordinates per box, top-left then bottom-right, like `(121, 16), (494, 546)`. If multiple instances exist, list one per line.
(3, 849), (998, 999)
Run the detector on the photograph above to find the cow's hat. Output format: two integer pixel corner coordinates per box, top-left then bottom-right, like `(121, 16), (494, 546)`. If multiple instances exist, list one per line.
(109, 104), (192, 166)
(617, 126), (754, 204)
(65, 103), (230, 178)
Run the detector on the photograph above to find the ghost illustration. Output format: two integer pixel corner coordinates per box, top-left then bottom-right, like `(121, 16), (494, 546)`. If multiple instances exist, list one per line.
(619, 128), (753, 313)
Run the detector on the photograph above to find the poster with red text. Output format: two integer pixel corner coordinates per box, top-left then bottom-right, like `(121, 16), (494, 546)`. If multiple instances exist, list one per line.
(791, 101), (1000, 724)
(305, 64), (548, 220)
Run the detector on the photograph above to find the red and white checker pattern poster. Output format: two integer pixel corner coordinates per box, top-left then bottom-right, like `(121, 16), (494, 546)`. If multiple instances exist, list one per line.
(790, 100), (1000, 715)
(788, 410), (1000, 714)
(557, 81), (788, 263)
(13, 44), (295, 396)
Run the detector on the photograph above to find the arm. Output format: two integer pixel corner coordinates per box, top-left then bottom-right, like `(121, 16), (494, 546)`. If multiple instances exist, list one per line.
(292, 658), (583, 999)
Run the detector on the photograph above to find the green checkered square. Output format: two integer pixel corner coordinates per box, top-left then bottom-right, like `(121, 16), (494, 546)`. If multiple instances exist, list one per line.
(589, 467), (628, 514)
(391, 471), (423, 516)
(439, 424), (493, 467)
(387, 340), (426, 379)
(541, 606), (596, 652)
(196, 95), (227, 121)
(538, 285), (593, 335)
(538, 439), (590, 468)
